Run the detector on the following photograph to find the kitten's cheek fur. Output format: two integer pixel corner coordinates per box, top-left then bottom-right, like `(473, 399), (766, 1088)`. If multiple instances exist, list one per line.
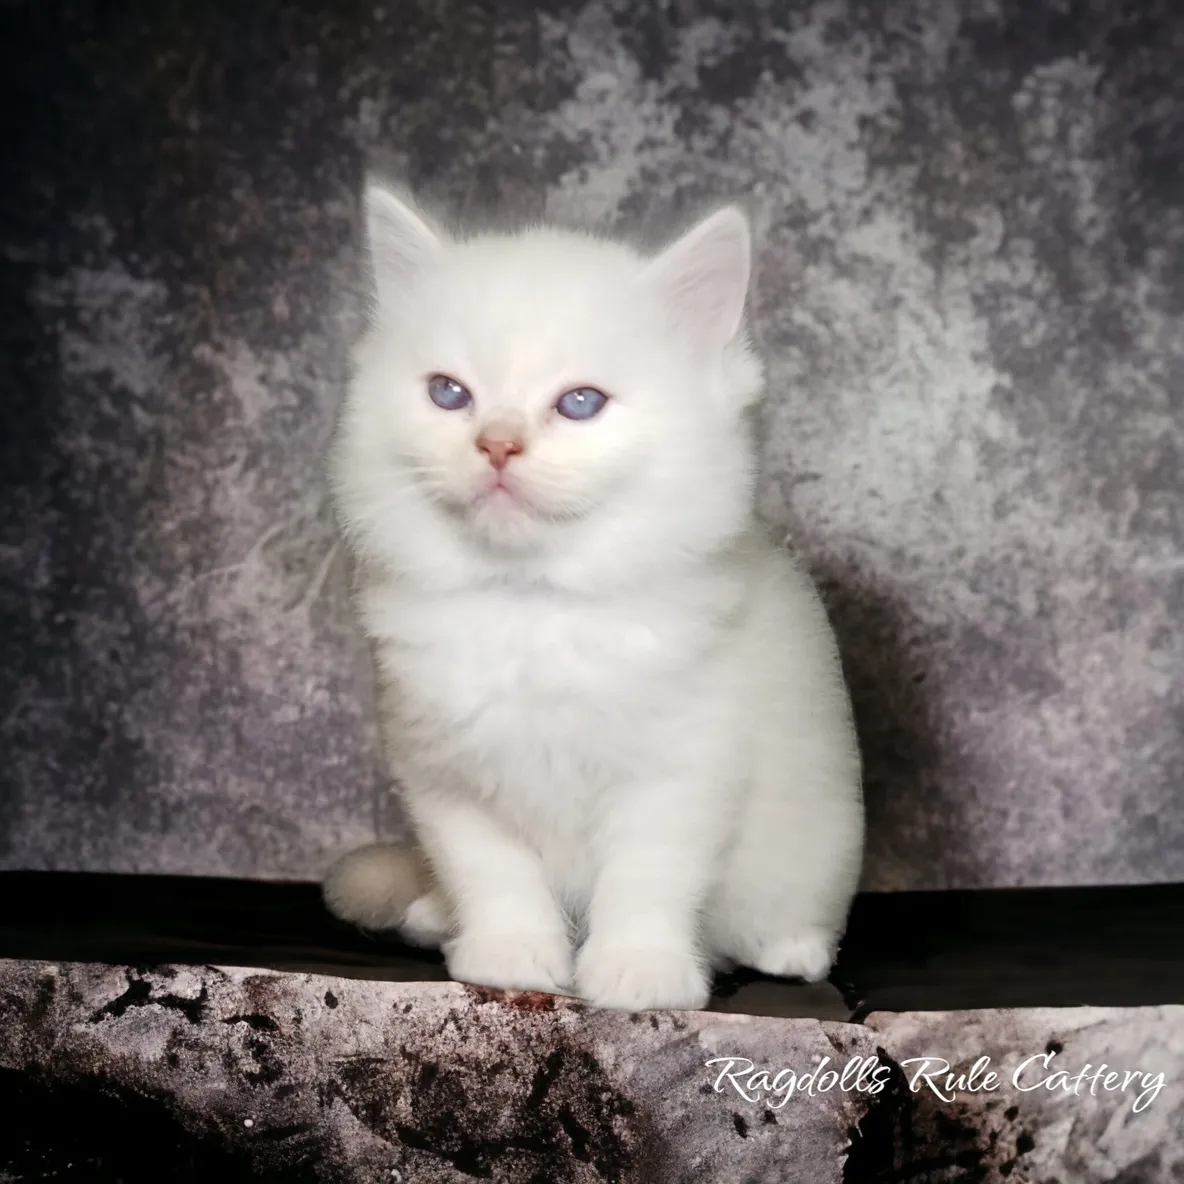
(575, 942), (711, 1011)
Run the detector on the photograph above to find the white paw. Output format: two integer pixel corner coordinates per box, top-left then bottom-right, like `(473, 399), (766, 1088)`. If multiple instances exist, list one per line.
(400, 892), (452, 949)
(751, 929), (836, 983)
(444, 930), (573, 995)
(575, 943), (711, 1011)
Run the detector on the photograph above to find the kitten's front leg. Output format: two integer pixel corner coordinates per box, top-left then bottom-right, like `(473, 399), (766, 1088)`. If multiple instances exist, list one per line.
(408, 791), (573, 995)
(576, 780), (723, 1011)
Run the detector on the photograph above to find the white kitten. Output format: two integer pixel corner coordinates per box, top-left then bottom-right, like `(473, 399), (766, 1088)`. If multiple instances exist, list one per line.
(323, 181), (864, 1011)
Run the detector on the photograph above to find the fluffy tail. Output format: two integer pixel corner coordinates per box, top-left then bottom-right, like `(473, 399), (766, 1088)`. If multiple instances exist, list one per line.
(322, 840), (430, 932)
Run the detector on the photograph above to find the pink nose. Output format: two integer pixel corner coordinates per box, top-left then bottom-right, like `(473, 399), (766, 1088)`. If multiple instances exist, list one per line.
(476, 431), (525, 471)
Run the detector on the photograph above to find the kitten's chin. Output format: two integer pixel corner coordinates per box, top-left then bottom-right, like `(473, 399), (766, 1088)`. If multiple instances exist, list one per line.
(463, 513), (549, 557)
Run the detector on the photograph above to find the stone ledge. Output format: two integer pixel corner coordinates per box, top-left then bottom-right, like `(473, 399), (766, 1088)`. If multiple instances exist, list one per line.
(0, 960), (1179, 1181)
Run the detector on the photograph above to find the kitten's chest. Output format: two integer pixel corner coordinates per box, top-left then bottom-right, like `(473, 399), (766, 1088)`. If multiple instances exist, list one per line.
(364, 579), (732, 892)
(366, 586), (687, 759)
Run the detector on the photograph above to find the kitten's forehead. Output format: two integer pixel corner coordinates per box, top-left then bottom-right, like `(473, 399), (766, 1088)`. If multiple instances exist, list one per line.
(427, 229), (647, 342)
(390, 228), (671, 403)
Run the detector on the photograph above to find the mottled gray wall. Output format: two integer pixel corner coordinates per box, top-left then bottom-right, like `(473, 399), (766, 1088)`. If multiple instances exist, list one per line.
(1, 0), (1181, 888)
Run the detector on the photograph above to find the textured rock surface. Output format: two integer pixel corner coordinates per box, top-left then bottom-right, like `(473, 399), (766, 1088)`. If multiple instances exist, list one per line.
(0, 961), (868, 1182)
(863, 1006), (1184, 1182)
(0, 960), (1179, 1181)
(1, 0), (1181, 887)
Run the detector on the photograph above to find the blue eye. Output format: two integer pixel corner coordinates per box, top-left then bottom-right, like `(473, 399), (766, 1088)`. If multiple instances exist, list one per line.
(427, 374), (473, 411)
(555, 387), (609, 421)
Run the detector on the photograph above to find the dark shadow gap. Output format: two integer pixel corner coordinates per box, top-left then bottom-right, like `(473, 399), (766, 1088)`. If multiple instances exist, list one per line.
(0, 871), (1181, 1020)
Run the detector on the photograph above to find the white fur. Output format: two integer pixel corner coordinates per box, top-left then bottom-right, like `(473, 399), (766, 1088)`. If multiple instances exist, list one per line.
(324, 182), (864, 1010)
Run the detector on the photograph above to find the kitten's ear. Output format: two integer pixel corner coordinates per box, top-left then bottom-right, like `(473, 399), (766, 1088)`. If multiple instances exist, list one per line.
(364, 180), (443, 294)
(642, 207), (751, 346)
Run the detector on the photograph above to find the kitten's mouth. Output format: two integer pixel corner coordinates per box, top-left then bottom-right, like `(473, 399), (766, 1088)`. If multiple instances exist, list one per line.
(455, 472), (590, 528)
(471, 474), (532, 514)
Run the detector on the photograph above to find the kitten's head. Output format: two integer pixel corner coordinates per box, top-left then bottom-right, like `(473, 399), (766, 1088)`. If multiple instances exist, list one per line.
(336, 181), (765, 587)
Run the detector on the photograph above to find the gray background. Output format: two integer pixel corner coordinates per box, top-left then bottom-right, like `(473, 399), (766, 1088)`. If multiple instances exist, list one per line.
(1, 0), (1180, 890)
